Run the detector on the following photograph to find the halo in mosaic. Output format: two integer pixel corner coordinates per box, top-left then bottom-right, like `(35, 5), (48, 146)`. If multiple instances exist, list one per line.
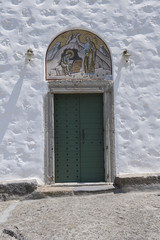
(46, 29), (112, 80)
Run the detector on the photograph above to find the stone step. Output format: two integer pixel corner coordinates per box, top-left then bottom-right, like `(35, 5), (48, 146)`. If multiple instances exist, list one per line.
(28, 184), (115, 199)
(73, 184), (115, 195)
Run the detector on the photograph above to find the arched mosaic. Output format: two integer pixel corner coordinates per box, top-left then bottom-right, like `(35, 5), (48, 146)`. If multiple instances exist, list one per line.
(46, 29), (112, 80)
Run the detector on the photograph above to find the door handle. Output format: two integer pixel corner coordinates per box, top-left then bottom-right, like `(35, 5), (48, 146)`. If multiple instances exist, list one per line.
(82, 129), (85, 141)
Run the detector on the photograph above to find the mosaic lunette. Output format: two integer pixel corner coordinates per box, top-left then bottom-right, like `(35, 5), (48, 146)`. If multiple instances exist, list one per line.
(46, 29), (112, 80)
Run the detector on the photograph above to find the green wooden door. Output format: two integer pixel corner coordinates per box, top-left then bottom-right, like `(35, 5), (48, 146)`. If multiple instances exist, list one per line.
(54, 94), (104, 183)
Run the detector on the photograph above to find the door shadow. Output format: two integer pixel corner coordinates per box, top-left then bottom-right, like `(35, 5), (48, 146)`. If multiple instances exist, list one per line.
(0, 65), (26, 143)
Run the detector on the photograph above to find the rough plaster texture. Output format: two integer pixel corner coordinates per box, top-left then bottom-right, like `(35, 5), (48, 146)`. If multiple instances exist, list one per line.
(0, 0), (160, 183)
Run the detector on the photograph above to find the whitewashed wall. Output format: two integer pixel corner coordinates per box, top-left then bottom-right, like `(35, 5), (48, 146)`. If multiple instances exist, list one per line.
(0, 0), (160, 183)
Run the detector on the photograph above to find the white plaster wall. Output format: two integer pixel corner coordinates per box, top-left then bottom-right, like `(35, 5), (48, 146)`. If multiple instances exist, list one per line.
(0, 0), (160, 183)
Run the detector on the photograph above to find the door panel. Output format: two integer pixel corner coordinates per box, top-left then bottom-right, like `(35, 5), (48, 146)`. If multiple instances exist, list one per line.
(54, 95), (80, 182)
(80, 94), (104, 182)
(54, 94), (104, 183)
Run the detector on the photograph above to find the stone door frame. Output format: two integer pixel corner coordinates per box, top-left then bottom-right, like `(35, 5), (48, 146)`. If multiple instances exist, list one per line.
(44, 79), (115, 184)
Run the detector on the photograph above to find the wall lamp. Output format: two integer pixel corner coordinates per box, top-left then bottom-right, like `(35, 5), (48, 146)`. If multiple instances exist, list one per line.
(123, 50), (131, 63)
(25, 48), (34, 62)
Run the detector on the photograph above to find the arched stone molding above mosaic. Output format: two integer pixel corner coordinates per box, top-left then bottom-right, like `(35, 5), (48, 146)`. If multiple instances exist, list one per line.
(46, 29), (112, 81)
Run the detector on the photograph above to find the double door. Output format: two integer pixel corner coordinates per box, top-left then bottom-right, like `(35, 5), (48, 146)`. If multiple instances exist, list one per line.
(54, 94), (104, 182)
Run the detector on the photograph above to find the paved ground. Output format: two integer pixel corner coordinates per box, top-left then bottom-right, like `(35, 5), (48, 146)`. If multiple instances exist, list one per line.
(0, 191), (160, 240)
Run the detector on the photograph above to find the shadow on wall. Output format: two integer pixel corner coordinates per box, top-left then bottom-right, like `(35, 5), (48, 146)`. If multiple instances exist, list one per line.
(114, 56), (125, 171)
(0, 65), (27, 144)
(114, 56), (124, 98)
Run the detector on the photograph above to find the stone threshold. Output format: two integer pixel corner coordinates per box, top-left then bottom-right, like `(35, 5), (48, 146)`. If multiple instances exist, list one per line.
(52, 182), (113, 187)
(1, 174), (160, 201)
(0, 181), (116, 201)
(32, 183), (115, 199)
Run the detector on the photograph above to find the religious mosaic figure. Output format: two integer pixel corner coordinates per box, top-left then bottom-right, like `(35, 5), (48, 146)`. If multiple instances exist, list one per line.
(83, 37), (96, 74)
(60, 49), (82, 75)
(60, 51), (73, 75)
